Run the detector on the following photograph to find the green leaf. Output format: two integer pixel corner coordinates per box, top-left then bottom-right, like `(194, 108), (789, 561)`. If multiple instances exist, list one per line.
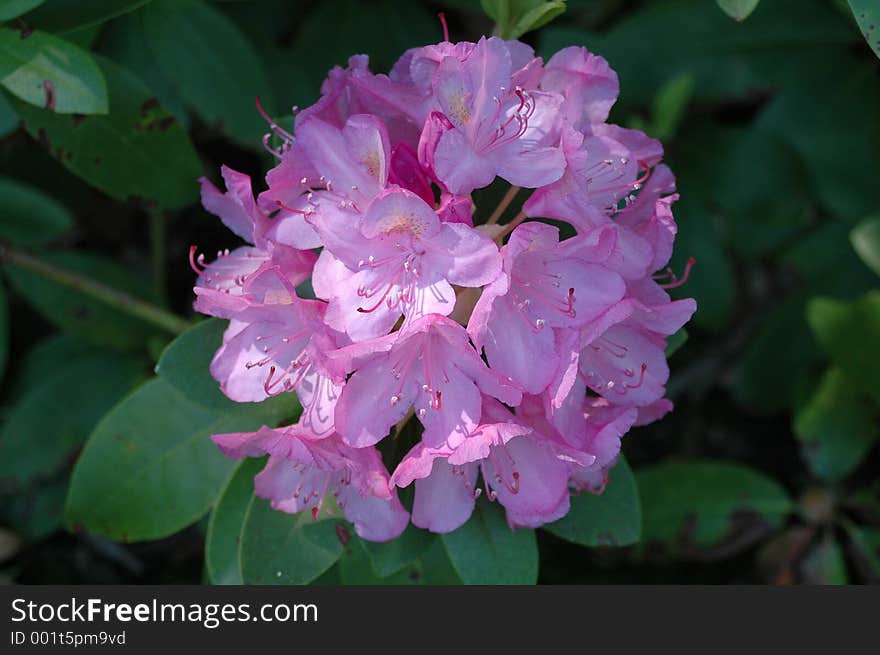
(848, 0), (880, 60)
(851, 214), (880, 277)
(65, 377), (291, 541)
(0, 175), (73, 246)
(539, 0), (853, 107)
(9, 56), (201, 210)
(293, 0), (437, 90)
(0, 0), (44, 21)
(140, 0), (274, 146)
(12, 334), (94, 394)
(808, 292), (880, 403)
(239, 495), (345, 585)
(717, 0), (760, 21)
(205, 457), (263, 585)
(0, 281), (7, 381)
(664, 328), (688, 357)
(441, 499), (538, 584)
(3, 250), (162, 350)
(482, 0), (567, 40)
(19, 0), (151, 34)
(363, 523), (436, 577)
(545, 457), (641, 547)
(841, 519), (880, 581)
(0, 477), (67, 541)
(650, 73), (693, 141)
(0, 350), (146, 485)
(794, 368), (879, 481)
(637, 459), (793, 550)
(0, 89), (16, 137)
(97, 12), (189, 130)
(156, 319), (236, 409)
(0, 28), (107, 114)
(802, 532), (849, 584)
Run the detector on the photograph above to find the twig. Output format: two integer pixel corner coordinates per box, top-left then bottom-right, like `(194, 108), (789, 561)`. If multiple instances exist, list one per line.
(0, 245), (191, 335)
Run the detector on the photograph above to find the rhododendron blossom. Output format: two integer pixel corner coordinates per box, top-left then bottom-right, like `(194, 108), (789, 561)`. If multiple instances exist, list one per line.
(193, 30), (696, 542)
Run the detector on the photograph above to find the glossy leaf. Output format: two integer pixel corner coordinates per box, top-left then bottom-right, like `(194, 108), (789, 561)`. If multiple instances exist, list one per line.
(10, 57), (201, 210)
(637, 459), (792, 550)
(0, 28), (107, 114)
(441, 499), (538, 584)
(0, 175), (73, 246)
(240, 495), (345, 585)
(545, 457), (640, 547)
(65, 378), (290, 541)
(19, 0), (151, 34)
(0, 0), (44, 21)
(848, 0), (880, 60)
(0, 349), (146, 485)
(140, 0), (274, 146)
(665, 328), (688, 357)
(717, 0), (760, 21)
(481, 0), (567, 40)
(794, 368), (879, 481)
(156, 319), (236, 410)
(851, 214), (880, 277)
(363, 523), (436, 577)
(808, 292), (880, 403)
(3, 251), (163, 350)
(205, 457), (263, 585)
(0, 281), (7, 381)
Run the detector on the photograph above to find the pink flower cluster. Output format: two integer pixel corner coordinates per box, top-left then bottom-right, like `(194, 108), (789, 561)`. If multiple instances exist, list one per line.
(194, 35), (696, 541)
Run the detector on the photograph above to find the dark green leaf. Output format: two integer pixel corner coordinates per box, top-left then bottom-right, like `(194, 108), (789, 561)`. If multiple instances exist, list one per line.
(808, 292), (880, 403)
(65, 378), (291, 541)
(140, 0), (274, 146)
(664, 328), (688, 357)
(0, 89), (16, 137)
(851, 214), (880, 277)
(0, 350), (146, 485)
(0, 28), (107, 114)
(717, 0), (760, 21)
(841, 519), (880, 581)
(802, 532), (848, 584)
(650, 73), (693, 140)
(97, 12), (189, 130)
(0, 477), (67, 541)
(0, 0), (43, 21)
(848, 0), (880, 60)
(637, 459), (792, 550)
(545, 457), (641, 547)
(21, 0), (151, 34)
(794, 368), (879, 481)
(363, 523), (436, 577)
(12, 334), (94, 395)
(0, 175), (73, 246)
(9, 56), (201, 210)
(3, 250), (162, 350)
(205, 457), (263, 585)
(539, 0), (853, 107)
(0, 281), (7, 381)
(240, 495), (345, 584)
(441, 499), (538, 584)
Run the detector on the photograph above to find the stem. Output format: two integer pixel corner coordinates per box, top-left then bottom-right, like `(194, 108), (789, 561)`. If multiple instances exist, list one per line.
(149, 210), (168, 306)
(0, 245), (191, 335)
(494, 211), (527, 243)
(485, 185), (521, 225)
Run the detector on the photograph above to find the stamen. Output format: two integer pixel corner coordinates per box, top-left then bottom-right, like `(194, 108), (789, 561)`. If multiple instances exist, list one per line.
(438, 12), (449, 42)
(657, 257), (696, 289)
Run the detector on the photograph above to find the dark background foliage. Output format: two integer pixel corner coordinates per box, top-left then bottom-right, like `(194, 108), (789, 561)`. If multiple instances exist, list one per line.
(0, 0), (878, 585)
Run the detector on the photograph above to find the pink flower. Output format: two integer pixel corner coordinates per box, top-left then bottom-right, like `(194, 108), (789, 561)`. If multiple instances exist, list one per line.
(391, 398), (593, 532)
(468, 221), (625, 394)
(418, 36), (566, 194)
(311, 187), (501, 340)
(334, 314), (521, 448)
(192, 31), (697, 541)
(213, 424), (408, 542)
